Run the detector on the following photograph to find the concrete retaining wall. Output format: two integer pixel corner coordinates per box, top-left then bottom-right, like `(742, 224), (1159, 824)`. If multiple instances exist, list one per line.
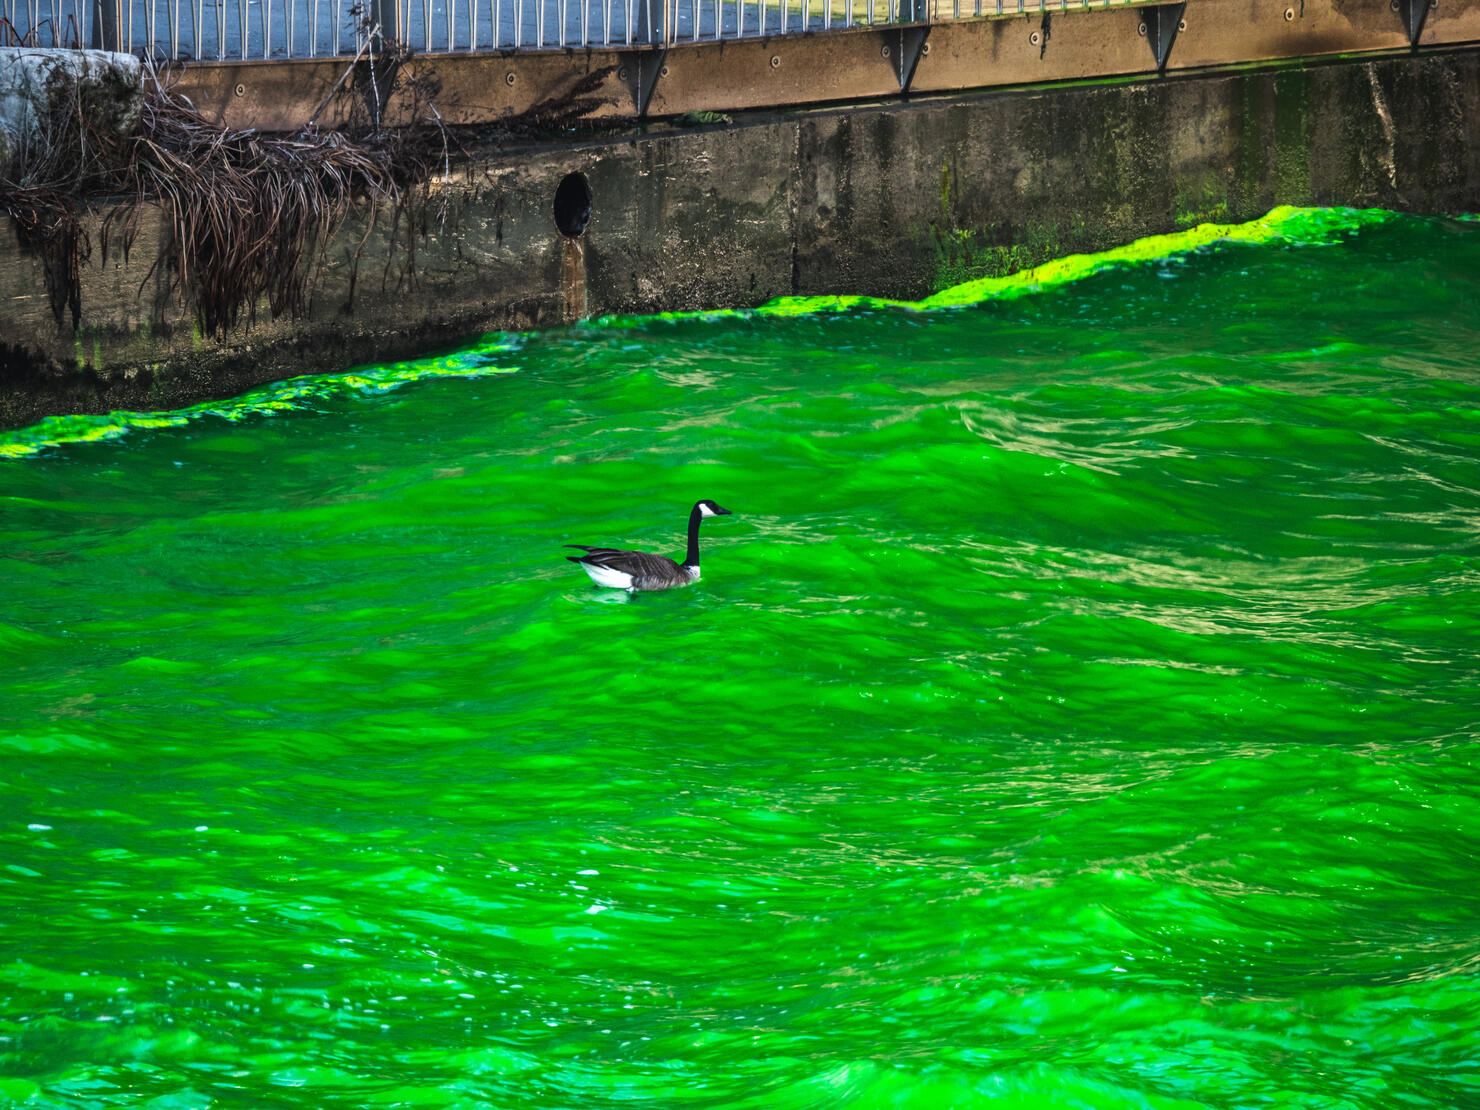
(3, 47), (1478, 428)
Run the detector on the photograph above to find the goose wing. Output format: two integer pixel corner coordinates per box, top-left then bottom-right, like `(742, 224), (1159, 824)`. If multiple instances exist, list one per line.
(566, 546), (683, 576)
(564, 545), (692, 590)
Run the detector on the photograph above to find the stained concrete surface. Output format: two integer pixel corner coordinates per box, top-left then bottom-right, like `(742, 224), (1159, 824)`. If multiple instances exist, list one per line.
(2, 48), (1477, 429)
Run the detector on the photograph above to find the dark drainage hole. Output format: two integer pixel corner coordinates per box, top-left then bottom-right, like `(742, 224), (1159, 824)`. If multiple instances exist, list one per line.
(553, 172), (592, 238)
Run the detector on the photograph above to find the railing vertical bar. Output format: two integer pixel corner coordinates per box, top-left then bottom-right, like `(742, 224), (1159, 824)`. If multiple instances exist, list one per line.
(535, 0), (543, 47)
(602, 0), (608, 44)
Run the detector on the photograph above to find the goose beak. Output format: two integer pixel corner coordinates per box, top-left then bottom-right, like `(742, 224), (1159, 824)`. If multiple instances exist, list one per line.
(715, 505), (733, 515)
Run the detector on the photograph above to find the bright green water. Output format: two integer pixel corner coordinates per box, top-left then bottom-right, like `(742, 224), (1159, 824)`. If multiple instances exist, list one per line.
(2, 207), (1479, 1110)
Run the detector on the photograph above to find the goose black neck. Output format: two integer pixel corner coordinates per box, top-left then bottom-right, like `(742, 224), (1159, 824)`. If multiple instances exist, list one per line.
(683, 503), (703, 568)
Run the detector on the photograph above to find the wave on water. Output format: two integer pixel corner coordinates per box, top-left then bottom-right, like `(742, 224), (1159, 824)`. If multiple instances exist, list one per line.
(0, 206), (1401, 461)
(0, 342), (522, 461)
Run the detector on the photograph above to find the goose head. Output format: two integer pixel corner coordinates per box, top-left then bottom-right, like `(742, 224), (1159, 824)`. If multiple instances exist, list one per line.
(695, 500), (733, 518)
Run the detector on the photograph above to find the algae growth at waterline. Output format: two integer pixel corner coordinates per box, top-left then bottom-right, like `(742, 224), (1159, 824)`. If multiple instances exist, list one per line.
(2, 207), (1478, 1109)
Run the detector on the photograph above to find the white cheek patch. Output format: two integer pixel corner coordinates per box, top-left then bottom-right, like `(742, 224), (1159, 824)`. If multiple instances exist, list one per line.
(698, 503), (716, 517)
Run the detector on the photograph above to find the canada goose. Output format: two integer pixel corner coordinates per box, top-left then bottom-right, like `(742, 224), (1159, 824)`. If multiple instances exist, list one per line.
(566, 500), (734, 591)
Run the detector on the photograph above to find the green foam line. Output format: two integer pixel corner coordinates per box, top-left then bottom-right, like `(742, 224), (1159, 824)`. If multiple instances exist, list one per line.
(757, 205), (1396, 316)
(0, 341), (521, 461)
(0, 206), (1398, 461)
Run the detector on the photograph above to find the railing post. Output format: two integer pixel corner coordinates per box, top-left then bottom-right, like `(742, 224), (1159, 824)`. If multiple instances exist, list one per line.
(372, 0), (403, 47)
(633, 0), (662, 41)
(89, 0), (120, 49)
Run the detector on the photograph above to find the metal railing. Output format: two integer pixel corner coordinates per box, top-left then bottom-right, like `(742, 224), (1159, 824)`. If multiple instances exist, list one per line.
(1, 0), (1144, 58)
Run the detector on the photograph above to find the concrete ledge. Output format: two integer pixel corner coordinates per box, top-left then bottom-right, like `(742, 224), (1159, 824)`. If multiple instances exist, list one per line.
(3, 48), (1479, 429)
(166, 0), (1480, 132)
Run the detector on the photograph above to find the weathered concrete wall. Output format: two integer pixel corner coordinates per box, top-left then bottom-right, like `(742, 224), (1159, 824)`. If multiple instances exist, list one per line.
(3, 48), (1478, 428)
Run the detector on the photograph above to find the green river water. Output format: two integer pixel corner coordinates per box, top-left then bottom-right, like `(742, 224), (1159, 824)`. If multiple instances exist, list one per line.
(2, 207), (1478, 1109)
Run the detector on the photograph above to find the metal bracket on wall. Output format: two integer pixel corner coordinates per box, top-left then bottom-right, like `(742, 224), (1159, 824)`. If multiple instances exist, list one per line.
(619, 48), (669, 117)
(1141, 2), (1186, 72)
(895, 25), (931, 92)
(1396, 0), (1432, 46)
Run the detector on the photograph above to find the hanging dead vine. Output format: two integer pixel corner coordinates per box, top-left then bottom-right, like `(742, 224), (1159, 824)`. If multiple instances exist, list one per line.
(2, 36), (616, 341)
(115, 65), (413, 337)
(2, 47), (444, 339)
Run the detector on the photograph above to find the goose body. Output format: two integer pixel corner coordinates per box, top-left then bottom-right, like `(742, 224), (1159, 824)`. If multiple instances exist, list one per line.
(566, 500), (733, 591)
